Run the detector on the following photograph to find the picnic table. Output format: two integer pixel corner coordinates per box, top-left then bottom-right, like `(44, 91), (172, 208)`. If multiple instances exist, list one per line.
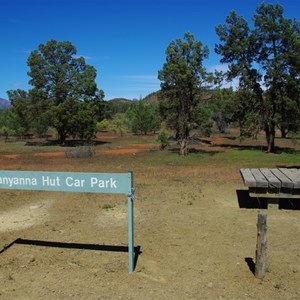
(240, 168), (300, 208)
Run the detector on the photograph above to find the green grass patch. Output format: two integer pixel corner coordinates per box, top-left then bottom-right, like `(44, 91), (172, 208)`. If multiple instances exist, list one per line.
(141, 147), (300, 169)
(1, 133), (300, 170)
(101, 203), (116, 210)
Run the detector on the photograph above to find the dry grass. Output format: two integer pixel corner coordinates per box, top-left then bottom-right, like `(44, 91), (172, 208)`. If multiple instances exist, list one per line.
(0, 132), (300, 299)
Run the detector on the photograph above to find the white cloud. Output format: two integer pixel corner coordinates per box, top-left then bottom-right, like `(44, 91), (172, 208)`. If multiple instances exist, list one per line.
(75, 54), (112, 61)
(13, 82), (22, 87)
(116, 75), (158, 82)
(209, 63), (229, 73)
(113, 74), (160, 90)
(74, 54), (93, 60)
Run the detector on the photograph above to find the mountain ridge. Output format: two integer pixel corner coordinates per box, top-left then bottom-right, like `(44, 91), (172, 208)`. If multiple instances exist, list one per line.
(0, 98), (11, 109)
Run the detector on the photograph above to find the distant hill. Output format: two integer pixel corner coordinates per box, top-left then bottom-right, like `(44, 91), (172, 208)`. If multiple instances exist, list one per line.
(106, 98), (133, 115)
(105, 92), (162, 114)
(143, 89), (214, 104)
(0, 98), (11, 109)
(143, 91), (159, 104)
(107, 98), (133, 104)
(107, 92), (161, 105)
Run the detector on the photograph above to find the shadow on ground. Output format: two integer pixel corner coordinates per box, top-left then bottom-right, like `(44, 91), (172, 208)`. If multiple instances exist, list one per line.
(237, 190), (268, 209)
(0, 238), (142, 270)
(25, 139), (110, 147)
(237, 190), (300, 210)
(245, 257), (255, 275)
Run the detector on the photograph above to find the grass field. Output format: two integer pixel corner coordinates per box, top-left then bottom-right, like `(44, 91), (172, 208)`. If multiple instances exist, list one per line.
(0, 131), (300, 299)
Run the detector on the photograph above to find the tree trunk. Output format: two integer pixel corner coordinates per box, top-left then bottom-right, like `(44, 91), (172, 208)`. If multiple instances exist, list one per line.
(280, 127), (287, 138)
(57, 127), (67, 145)
(179, 137), (188, 156)
(265, 123), (275, 153)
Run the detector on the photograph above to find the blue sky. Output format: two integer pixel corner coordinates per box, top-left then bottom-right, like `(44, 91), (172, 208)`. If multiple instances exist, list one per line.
(1, 0), (300, 101)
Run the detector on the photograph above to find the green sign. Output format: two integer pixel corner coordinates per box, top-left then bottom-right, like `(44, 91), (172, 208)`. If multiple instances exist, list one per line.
(0, 170), (131, 194)
(0, 170), (135, 272)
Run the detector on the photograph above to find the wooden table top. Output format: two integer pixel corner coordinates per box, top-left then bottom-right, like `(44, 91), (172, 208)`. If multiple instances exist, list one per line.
(240, 168), (300, 189)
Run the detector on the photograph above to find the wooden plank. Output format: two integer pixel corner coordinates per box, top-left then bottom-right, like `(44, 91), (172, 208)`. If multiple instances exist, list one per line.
(288, 169), (300, 191)
(269, 168), (294, 189)
(289, 168), (300, 179)
(240, 168), (256, 187)
(251, 169), (269, 188)
(241, 168), (300, 198)
(259, 168), (281, 189)
(279, 168), (300, 189)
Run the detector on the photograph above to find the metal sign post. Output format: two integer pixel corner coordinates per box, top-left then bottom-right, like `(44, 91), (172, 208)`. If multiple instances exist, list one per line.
(128, 171), (135, 273)
(0, 170), (136, 273)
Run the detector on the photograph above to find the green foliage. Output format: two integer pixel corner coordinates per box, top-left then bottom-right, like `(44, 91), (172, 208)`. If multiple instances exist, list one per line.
(233, 89), (262, 138)
(192, 103), (213, 137)
(210, 88), (235, 133)
(14, 39), (106, 144)
(215, 3), (300, 152)
(126, 100), (161, 135)
(105, 100), (132, 119)
(108, 113), (129, 136)
(101, 203), (115, 210)
(274, 283), (284, 290)
(69, 102), (98, 140)
(156, 130), (170, 150)
(158, 32), (211, 155)
(97, 119), (110, 132)
(0, 108), (25, 140)
(0, 126), (14, 142)
(7, 90), (32, 134)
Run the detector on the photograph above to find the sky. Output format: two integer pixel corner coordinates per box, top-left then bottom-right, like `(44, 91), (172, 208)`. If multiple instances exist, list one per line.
(1, 0), (300, 101)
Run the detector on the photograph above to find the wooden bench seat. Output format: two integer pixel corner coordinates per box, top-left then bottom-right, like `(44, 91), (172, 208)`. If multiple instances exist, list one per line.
(240, 168), (300, 199)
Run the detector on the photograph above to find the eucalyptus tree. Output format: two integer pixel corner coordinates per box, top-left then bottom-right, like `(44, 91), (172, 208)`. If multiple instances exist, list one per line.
(158, 32), (211, 156)
(215, 3), (300, 152)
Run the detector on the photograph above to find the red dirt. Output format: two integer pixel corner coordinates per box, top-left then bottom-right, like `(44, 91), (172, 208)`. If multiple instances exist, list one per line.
(33, 152), (65, 158)
(1, 135), (300, 299)
(101, 144), (155, 155)
(0, 154), (19, 159)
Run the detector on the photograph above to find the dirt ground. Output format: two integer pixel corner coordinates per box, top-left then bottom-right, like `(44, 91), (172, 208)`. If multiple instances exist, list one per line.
(0, 135), (300, 299)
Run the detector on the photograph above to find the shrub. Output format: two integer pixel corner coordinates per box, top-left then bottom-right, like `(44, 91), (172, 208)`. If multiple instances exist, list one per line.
(156, 130), (170, 150)
(65, 146), (95, 158)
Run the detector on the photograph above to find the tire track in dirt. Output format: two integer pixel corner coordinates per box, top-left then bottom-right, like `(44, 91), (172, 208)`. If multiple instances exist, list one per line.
(0, 199), (54, 232)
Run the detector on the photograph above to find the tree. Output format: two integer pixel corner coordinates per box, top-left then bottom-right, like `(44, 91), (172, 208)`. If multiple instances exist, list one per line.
(158, 32), (210, 155)
(215, 3), (300, 152)
(210, 88), (235, 133)
(126, 100), (161, 135)
(7, 89), (32, 135)
(108, 113), (128, 136)
(26, 39), (104, 144)
(0, 109), (20, 141)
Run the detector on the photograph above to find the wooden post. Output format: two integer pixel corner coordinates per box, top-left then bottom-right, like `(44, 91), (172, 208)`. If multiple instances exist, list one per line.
(255, 212), (267, 279)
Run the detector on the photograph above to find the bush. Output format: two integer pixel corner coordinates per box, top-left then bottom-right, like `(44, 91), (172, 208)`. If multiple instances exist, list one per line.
(65, 146), (95, 158)
(156, 130), (170, 150)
